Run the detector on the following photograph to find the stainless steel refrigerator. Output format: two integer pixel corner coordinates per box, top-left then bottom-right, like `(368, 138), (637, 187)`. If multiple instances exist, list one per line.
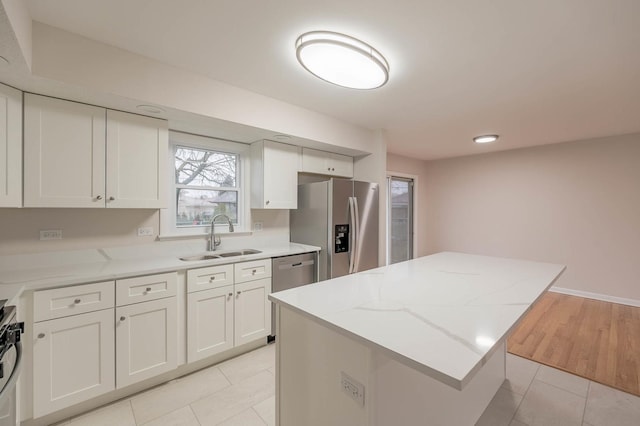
(290, 178), (379, 281)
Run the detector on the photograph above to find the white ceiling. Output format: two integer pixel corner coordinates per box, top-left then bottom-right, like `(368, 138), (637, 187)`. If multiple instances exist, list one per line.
(24, 0), (640, 160)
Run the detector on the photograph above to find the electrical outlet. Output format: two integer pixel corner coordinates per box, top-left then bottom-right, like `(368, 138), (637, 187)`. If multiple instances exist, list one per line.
(40, 230), (62, 240)
(253, 222), (263, 231)
(137, 227), (154, 237)
(341, 372), (365, 406)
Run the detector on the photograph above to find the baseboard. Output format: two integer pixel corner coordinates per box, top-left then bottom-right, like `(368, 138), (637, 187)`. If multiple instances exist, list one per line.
(550, 287), (640, 308)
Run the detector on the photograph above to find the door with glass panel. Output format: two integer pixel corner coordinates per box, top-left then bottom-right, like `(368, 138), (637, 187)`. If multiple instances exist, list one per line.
(388, 176), (414, 264)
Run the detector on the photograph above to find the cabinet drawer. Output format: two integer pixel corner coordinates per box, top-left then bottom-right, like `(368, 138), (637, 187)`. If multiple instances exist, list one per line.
(34, 281), (115, 322)
(234, 259), (271, 283)
(116, 272), (177, 306)
(187, 264), (234, 293)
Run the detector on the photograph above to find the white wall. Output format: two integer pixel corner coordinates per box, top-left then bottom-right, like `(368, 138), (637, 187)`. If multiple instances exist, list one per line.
(0, 208), (289, 256)
(421, 133), (640, 302)
(31, 23), (375, 154)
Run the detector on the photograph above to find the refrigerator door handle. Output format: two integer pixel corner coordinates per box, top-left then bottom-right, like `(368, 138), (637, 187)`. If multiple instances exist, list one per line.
(348, 196), (357, 273)
(351, 196), (361, 273)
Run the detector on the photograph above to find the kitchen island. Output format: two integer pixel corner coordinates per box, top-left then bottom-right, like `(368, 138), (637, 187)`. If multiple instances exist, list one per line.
(269, 252), (565, 426)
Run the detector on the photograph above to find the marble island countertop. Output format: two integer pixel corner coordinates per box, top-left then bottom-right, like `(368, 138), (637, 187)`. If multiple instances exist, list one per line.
(0, 242), (319, 303)
(269, 251), (565, 390)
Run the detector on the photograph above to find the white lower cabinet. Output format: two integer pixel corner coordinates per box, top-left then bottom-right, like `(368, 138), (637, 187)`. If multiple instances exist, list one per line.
(31, 262), (271, 419)
(115, 280), (178, 388)
(33, 309), (115, 418)
(187, 259), (272, 362)
(234, 278), (271, 346)
(187, 286), (234, 362)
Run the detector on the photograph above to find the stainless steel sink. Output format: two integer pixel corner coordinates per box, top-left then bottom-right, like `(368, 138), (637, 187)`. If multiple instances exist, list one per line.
(179, 254), (221, 261)
(217, 249), (262, 257)
(179, 249), (261, 261)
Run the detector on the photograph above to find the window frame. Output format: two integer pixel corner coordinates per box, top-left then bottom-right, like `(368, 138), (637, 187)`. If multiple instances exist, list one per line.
(160, 131), (251, 238)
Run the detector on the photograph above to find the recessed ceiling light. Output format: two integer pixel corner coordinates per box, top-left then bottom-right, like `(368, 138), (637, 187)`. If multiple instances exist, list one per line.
(136, 104), (165, 114)
(273, 134), (291, 141)
(295, 31), (389, 90)
(473, 135), (499, 144)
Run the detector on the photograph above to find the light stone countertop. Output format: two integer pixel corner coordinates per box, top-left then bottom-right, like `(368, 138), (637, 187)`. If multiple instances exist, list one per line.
(269, 251), (565, 390)
(0, 242), (319, 304)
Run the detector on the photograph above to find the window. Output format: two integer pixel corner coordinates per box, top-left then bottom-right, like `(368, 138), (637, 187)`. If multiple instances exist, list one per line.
(175, 146), (239, 226)
(161, 132), (249, 237)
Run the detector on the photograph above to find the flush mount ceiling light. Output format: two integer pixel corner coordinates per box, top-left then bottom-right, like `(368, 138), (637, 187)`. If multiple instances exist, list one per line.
(473, 134), (499, 144)
(295, 31), (389, 90)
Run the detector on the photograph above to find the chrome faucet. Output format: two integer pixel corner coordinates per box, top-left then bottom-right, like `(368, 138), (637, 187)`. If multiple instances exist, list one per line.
(208, 214), (234, 251)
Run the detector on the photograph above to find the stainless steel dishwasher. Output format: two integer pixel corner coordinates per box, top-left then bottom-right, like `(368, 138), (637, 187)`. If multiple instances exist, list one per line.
(270, 252), (317, 340)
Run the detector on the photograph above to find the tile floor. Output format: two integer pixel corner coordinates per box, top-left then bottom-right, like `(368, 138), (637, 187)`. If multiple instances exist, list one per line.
(54, 344), (640, 426)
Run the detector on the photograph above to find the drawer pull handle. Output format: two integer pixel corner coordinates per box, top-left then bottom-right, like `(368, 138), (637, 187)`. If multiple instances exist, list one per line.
(145, 287), (152, 292)
(210, 277), (216, 281)
(96, 195), (103, 200)
(74, 298), (81, 304)
(38, 333), (45, 339)
(252, 269), (257, 275)
(120, 316), (126, 321)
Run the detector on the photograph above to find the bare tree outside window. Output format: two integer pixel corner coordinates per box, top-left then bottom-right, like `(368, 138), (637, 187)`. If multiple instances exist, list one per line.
(174, 146), (239, 227)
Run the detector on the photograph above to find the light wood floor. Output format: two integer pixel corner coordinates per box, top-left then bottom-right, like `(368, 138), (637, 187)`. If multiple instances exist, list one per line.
(508, 291), (640, 396)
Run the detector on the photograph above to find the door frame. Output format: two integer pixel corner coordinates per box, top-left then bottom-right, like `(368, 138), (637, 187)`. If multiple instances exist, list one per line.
(386, 171), (418, 265)
(385, 170), (419, 265)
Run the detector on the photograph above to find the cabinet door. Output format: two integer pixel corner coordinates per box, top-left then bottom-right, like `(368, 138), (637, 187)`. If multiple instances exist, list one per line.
(24, 94), (106, 207)
(0, 83), (22, 207)
(300, 148), (327, 175)
(116, 297), (177, 388)
(328, 153), (354, 178)
(187, 286), (234, 362)
(234, 278), (271, 346)
(251, 140), (299, 209)
(106, 110), (168, 209)
(33, 310), (115, 418)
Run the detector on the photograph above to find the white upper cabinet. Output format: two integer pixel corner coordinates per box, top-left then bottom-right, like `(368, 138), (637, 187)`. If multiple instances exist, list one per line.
(24, 93), (106, 208)
(301, 147), (353, 178)
(0, 83), (22, 207)
(251, 140), (300, 209)
(24, 94), (168, 208)
(106, 110), (168, 208)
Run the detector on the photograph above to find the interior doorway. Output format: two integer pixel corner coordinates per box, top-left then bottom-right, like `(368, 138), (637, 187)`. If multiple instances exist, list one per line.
(387, 175), (414, 264)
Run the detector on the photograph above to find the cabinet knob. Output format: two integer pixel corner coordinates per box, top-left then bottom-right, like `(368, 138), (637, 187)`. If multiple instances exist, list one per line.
(265, 200), (270, 205)
(37, 333), (45, 339)
(209, 276), (216, 281)
(236, 291), (241, 296)
(96, 195), (103, 200)
(228, 292), (233, 297)
(252, 269), (257, 275)
(332, 167), (335, 171)
(74, 298), (81, 304)
(120, 316), (126, 321)
(109, 196), (115, 201)
(145, 287), (152, 292)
